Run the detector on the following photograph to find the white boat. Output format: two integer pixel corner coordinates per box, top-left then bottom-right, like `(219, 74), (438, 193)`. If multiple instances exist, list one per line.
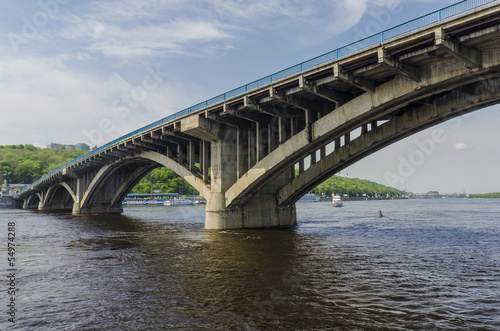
(164, 199), (194, 206)
(331, 195), (343, 207)
(297, 193), (320, 203)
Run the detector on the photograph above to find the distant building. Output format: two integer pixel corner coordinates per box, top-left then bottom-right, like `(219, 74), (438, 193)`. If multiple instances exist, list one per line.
(1, 180), (29, 197)
(47, 143), (90, 151)
(426, 191), (442, 198)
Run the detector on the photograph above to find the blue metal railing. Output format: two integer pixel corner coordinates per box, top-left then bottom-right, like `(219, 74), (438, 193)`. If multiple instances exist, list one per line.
(15, 0), (498, 197)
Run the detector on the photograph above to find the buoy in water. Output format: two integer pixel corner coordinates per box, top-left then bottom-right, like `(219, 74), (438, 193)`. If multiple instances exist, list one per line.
(378, 210), (383, 217)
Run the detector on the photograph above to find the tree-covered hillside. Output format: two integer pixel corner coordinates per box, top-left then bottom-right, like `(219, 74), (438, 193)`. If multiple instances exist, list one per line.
(311, 175), (402, 197)
(469, 192), (500, 198)
(0, 144), (86, 184)
(131, 167), (199, 195)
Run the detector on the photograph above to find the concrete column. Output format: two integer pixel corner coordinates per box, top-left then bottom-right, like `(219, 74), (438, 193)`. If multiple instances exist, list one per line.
(248, 125), (256, 168)
(310, 150), (317, 165)
(205, 139), (240, 229)
(177, 143), (184, 165)
(279, 116), (287, 144)
(289, 117), (298, 180)
(205, 138), (296, 230)
(72, 178), (85, 214)
(202, 141), (209, 183)
(299, 159), (305, 174)
(37, 191), (45, 211)
(237, 128), (249, 178)
(256, 122), (266, 161)
(361, 123), (368, 134)
(268, 122), (276, 154)
(320, 146), (326, 160)
(189, 140), (196, 172)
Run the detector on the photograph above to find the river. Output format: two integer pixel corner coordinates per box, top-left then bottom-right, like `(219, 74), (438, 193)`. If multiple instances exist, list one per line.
(1, 198), (499, 330)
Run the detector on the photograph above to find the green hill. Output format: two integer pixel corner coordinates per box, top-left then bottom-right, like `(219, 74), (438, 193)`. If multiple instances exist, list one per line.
(469, 192), (500, 198)
(0, 144), (86, 184)
(310, 175), (402, 198)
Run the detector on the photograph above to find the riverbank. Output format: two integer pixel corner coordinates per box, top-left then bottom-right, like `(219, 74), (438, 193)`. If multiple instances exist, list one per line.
(0, 196), (22, 208)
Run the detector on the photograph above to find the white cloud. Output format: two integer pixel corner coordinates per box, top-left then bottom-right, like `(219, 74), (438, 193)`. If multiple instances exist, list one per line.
(0, 55), (132, 145)
(454, 143), (472, 151)
(61, 16), (233, 58)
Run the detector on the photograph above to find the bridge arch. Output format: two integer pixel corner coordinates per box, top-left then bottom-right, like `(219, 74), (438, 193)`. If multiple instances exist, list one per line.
(42, 183), (77, 211)
(278, 77), (500, 205)
(24, 193), (42, 210)
(224, 60), (500, 208)
(78, 151), (210, 214)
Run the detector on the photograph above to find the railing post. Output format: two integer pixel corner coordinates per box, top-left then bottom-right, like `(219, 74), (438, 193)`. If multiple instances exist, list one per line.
(438, 9), (442, 22)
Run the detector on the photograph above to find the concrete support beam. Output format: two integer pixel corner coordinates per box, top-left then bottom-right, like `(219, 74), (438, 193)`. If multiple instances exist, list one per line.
(334, 63), (376, 93)
(180, 115), (235, 141)
(378, 47), (421, 82)
(299, 76), (352, 106)
(270, 87), (326, 113)
(434, 27), (481, 68)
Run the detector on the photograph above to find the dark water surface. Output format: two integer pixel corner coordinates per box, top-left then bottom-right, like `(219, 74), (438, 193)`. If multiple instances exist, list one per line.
(1, 199), (499, 330)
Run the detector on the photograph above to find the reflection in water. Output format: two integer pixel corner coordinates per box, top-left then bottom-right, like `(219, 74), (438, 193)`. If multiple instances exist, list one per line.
(2, 199), (500, 330)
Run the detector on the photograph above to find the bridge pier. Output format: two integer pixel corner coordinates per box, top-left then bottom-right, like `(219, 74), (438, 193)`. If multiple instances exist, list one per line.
(201, 135), (297, 229)
(205, 192), (296, 230)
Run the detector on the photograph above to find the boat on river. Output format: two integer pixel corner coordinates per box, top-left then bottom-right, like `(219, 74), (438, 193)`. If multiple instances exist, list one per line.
(331, 195), (343, 207)
(298, 193), (320, 203)
(164, 199), (194, 206)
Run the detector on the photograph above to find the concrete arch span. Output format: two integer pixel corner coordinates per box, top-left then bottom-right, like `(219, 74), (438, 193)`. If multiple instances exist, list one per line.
(76, 151), (210, 214)
(41, 183), (76, 211)
(24, 193), (42, 210)
(279, 77), (500, 205)
(224, 60), (500, 209)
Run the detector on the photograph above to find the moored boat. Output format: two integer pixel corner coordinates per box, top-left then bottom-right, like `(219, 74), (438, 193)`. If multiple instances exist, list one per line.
(298, 193), (320, 203)
(164, 199), (194, 206)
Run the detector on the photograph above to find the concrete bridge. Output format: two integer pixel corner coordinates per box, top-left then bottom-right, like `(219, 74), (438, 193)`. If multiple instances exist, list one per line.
(15, 0), (500, 229)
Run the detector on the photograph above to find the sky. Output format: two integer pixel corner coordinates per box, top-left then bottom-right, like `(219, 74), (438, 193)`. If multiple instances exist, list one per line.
(0, 0), (499, 194)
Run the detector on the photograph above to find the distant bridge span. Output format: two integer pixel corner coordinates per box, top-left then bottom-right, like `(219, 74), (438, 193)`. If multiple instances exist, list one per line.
(16, 1), (500, 229)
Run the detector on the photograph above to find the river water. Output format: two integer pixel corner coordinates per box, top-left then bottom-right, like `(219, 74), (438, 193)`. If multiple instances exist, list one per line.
(1, 198), (499, 330)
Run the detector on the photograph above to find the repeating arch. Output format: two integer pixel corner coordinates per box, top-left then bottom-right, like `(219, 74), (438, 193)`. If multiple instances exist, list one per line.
(78, 151), (211, 212)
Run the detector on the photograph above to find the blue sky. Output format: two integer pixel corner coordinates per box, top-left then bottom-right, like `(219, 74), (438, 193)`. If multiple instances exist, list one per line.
(1, 0), (499, 194)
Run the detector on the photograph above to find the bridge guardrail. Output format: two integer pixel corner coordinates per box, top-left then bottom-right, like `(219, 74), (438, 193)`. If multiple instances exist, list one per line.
(15, 0), (497, 197)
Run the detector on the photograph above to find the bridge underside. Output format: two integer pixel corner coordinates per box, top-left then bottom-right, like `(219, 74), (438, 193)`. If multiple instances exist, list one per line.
(16, 5), (500, 229)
